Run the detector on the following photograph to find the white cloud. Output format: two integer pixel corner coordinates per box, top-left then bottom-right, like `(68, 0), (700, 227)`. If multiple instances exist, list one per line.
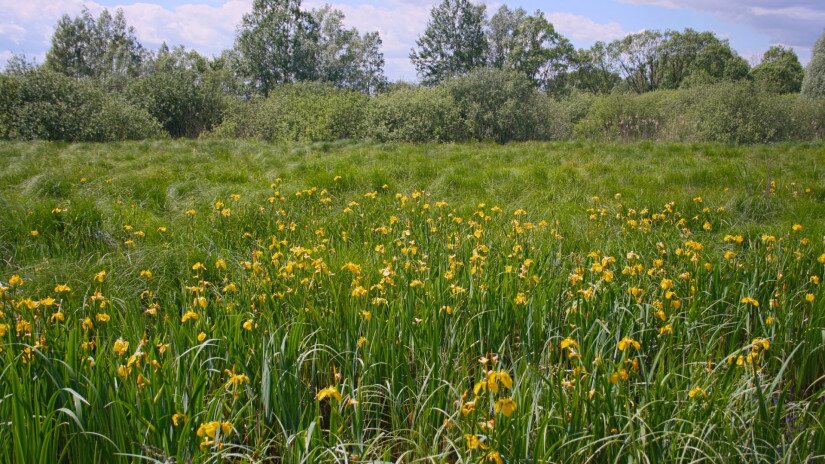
(546, 12), (628, 42)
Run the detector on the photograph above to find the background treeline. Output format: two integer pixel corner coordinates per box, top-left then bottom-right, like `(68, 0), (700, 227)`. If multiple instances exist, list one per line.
(2, 0), (825, 144)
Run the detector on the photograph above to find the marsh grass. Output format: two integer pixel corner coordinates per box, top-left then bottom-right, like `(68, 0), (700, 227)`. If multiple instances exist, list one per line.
(0, 140), (824, 463)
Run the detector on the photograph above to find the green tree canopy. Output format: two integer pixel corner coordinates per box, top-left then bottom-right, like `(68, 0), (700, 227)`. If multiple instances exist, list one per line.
(45, 8), (146, 80)
(410, 0), (487, 85)
(750, 45), (804, 94)
(312, 5), (386, 94)
(236, 0), (320, 95)
(802, 31), (825, 98)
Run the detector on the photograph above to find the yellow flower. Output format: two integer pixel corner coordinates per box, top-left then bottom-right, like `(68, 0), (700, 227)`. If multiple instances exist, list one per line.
(689, 386), (707, 398)
(192, 262), (206, 271)
(560, 337), (579, 350)
(9, 275), (24, 286)
(81, 317), (94, 330)
(0, 324), (8, 337)
(485, 451), (503, 464)
(54, 284), (71, 293)
(242, 319), (257, 331)
(30, 230), (39, 237)
(351, 286), (367, 298)
(494, 397), (517, 417)
(117, 365), (131, 378)
(805, 293), (815, 303)
(172, 412), (187, 426)
(740, 296), (759, 307)
(465, 434), (487, 450)
(659, 324), (673, 335)
(215, 259), (227, 270)
(181, 310), (199, 323)
(316, 385), (342, 402)
(113, 338), (129, 356)
(197, 421), (232, 439)
(357, 336), (369, 348)
(49, 311), (65, 323)
(514, 292), (528, 305)
(618, 336), (641, 351)
(197, 332), (206, 342)
(94, 270), (106, 283)
(95, 313), (110, 323)
(139, 270), (153, 279)
(224, 369), (250, 390)
(792, 224), (803, 232)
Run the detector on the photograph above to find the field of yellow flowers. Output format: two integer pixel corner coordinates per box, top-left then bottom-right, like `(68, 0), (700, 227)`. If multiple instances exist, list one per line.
(1, 140), (824, 463)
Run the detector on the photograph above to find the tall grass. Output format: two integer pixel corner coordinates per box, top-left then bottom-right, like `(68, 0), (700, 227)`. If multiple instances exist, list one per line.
(0, 140), (824, 463)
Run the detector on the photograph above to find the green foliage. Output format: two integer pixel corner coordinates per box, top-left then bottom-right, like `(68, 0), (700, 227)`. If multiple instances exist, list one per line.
(235, 0), (321, 94)
(0, 70), (162, 142)
(312, 5), (386, 93)
(750, 46), (805, 94)
(410, 0), (488, 85)
(235, 0), (386, 95)
(366, 86), (466, 142)
(445, 67), (547, 142)
(574, 91), (677, 141)
(45, 7), (146, 79)
(673, 82), (798, 143)
(608, 29), (750, 93)
(210, 82), (368, 142)
(802, 31), (825, 98)
(486, 6), (575, 94)
(126, 46), (227, 138)
(570, 42), (621, 94)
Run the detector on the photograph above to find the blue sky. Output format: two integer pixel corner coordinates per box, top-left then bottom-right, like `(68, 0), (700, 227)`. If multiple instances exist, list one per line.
(1, 0), (823, 81)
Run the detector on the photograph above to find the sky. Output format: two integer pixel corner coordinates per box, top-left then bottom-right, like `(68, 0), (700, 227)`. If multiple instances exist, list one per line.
(1, 0), (823, 81)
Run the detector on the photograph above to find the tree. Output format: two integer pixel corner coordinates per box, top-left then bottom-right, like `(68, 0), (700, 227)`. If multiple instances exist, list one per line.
(236, 0), (320, 95)
(312, 5), (386, 93)
(487, 6), (527, 69)
(750, 46), (804, 94)
(410, 0), (487, 85)
(608, 31), (666, 93)
(607, 29), (750, 92)
(802, 31), (825, 98)
(505, 12), (575, 94)
(45, 8), (145, 80)
(570, 42), (621, 94)
(681, 40), (749, 87)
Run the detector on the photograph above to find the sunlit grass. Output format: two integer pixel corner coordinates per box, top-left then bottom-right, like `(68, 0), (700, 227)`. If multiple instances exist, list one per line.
(0, 139), (824, 463)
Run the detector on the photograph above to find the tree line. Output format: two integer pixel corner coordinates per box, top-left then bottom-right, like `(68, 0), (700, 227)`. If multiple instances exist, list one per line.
(1, 0), (825, 143)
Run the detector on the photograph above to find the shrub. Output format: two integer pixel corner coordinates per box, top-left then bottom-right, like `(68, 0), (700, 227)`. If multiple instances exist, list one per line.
(210, 83), (368, 142)
(127, 70), (226, 138)
(671, 82), (795, 144)
(0, 70), (163, 142)
(445, 67), (543, 143)
(573, 91), (677, 141)
(366, 86), (467, 142)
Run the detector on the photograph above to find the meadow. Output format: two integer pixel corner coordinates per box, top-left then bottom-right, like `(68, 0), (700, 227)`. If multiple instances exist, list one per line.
(1, 139), (824, 463)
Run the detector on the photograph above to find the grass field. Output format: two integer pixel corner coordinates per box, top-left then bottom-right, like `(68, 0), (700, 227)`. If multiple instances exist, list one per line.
(1, 139), (824, 463)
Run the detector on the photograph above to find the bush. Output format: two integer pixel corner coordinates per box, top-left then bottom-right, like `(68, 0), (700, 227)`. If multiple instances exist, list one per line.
(210, 83), (368, 142)
(574, 91), (677, 141)
(127, 70), (226, 138)
(671, 82), (796, 144)
(0, 70), (163, 142)
(445, 68), (544, 143)
(366, 86), (467, 142)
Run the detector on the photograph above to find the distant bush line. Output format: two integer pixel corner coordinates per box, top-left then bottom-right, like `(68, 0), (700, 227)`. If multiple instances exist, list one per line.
(1, 67), (824, 145)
